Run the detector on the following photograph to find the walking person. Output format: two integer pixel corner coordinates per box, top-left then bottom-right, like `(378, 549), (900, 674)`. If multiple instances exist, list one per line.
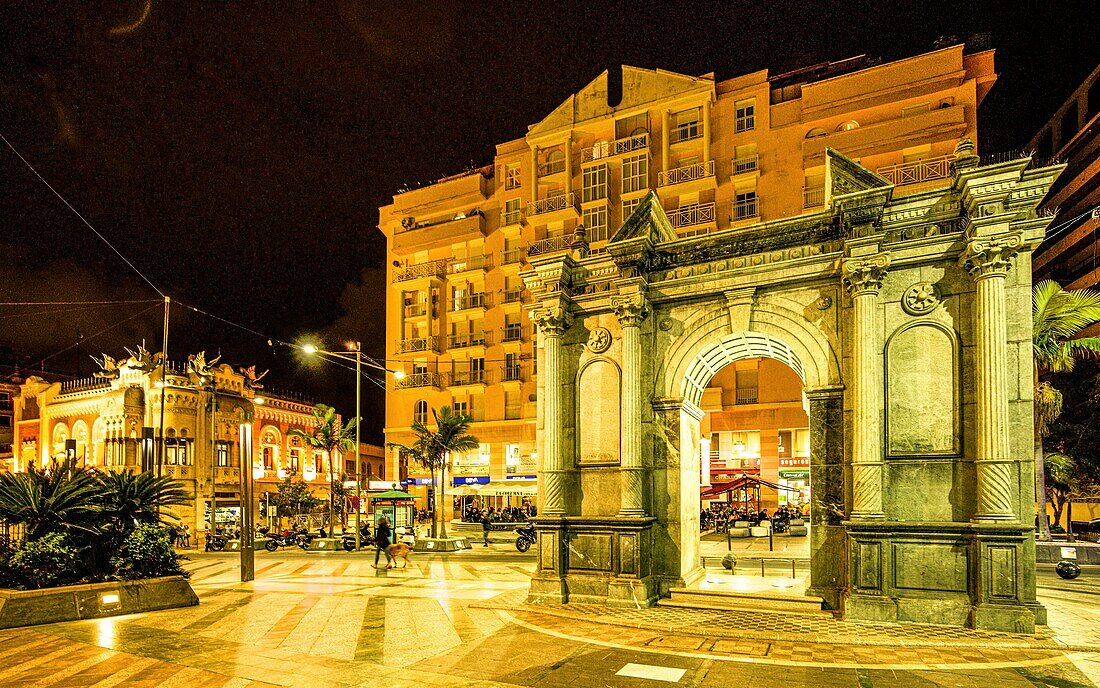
(373, 515), (393, 569)
(181, 524), (191, 549)
(480, 508), (492, 547)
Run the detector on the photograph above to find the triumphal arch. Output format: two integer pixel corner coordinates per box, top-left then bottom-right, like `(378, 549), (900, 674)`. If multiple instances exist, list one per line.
(522, 142), (1062, 632)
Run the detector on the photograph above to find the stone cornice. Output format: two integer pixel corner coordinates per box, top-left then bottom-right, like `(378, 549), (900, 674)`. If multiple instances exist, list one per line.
(960, 232), (1024, 279)
(529, 300), (574, 337)
(841, 252), (891, 295)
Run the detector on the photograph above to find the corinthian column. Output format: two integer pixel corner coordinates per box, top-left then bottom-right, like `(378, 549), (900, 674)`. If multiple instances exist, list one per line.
(841, 252), (890, 520)
(962, 233), (1023, 521)
(613, 293), (650, 516)
(533, 305), (573, 515)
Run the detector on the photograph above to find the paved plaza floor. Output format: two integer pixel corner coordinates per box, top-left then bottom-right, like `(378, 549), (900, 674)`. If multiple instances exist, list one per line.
(0, 544), (1097, 687)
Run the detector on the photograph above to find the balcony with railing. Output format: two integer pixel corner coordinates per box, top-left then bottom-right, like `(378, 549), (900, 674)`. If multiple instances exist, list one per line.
(528, 234), (573, 257)
(445, 369), (491, 387)
(528, 192), (579, 222)
(448, 254), (492, 275)
(393, 258), (449, 283)
(58, 377), (112, 395)
(448, 332), (489, 350)
(502, 247), (526, 265)
(502, 208), (526, 226)
(451, 292), (490, 312)
(502, 323), (527, 342)
(537, 158), (566, 177)
(669, 202), (717, 233)
(670, 120), (703, 145)
(503, 364), (527, 383)
(395, 336), (441, 355)
(876, 154), (957, 190)
(734, 197), (758, 221)
(392, 211), (487, 253)
(735, 387), (759, 405)
(503, 287), (526, 304)
(732, 153), (760, 175)
(580, 133), (649, 162)
(657, 160), (716, 194)
(395, 371), (442, 390)
(803, 186), (825, 209)
(403, 303), (429, 318)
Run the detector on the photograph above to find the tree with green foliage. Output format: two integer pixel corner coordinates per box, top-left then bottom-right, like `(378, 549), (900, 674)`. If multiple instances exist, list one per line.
(271, 472), (320, 522)
(0, 460), (102, 541)
(288, 404), (357, 537)
(1032, 280), (1100, 540)
(388, 406), (478, 539)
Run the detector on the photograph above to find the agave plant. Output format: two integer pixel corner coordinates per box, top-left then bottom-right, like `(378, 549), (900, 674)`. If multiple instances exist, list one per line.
(0, 459), (102, 541)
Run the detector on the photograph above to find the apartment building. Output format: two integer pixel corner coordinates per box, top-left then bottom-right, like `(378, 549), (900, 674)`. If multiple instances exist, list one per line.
(1029, 63), (1100, 335)
(379, 44), (997, 512)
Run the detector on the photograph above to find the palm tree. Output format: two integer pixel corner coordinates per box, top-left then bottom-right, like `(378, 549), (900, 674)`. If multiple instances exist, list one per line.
(0, 458), (102, 541)
(388, 406), (479, 539)
(97, 471), (191, 531)
(289, 404), (357, 538)
(1032, 280), (1100, 540)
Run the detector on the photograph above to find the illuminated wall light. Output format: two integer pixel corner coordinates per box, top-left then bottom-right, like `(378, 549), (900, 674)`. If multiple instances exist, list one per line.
(100, 593), (121, 605)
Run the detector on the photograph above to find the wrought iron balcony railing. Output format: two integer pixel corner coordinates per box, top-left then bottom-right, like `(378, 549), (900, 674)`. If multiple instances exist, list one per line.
(447, 333), (489, 349)
(803, 186), (825, 208)
(503, 364), (526, 382)
(502, 247), (526, 265)
(876, 153), (957, 187)
(502, 324), (527, 342)
(537, 159), (566, 177)
(529, 192), (576, 216)
(668, 202), (716, 228)
(735, 387), (759, 405)
(528, 235), (573, 257)
(403, 304), (428, 318)
(395, 372), (441, 389)
(451, 293), (490, 311)
(502, 209), (525, 226)
(734, 198), (758, 221)
(396, 336), (441, 354)
(658, 160), (715, 187)
(670, 121), (702, 144)
(393, 258), (449, 283)
(503, 287), (525, 304)
(733, 153), (759, 174)
(580, 133), (649, 162)
(448, 255), (492, 273)
(446, 369), (490, 386)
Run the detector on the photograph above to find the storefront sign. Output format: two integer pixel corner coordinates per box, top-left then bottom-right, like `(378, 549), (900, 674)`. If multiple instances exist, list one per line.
(402, 478), (433, 486)
(368, 481), (400, 491)
(779, 470), (810, 479)
(505, 474), (537, 481)
(453, 476), (490, 486)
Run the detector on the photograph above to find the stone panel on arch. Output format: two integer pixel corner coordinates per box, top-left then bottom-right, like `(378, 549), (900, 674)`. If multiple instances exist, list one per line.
(885, 322), (960, 457)
(577, 359), (621, 466)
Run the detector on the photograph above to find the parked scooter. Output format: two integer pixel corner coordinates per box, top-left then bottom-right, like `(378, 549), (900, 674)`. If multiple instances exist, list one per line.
(515, 524), (536, 553)
(341, 525), (373, 552)
(205, 531), (228, 552)
(264, 528), (311, 552)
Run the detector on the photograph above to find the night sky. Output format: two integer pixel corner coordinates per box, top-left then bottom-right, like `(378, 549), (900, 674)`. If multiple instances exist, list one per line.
(2, 1), (1096, 442)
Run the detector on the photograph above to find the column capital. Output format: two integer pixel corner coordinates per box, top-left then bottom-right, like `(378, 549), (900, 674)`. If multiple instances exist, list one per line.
(841, 252), (891, 295)
(531, 304), (573, 337)
(612, 293), (650, 328)
(960, 232), (1023, 280)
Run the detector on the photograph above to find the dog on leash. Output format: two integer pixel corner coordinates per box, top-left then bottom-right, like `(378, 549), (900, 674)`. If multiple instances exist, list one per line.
(387, 542), (412, 568)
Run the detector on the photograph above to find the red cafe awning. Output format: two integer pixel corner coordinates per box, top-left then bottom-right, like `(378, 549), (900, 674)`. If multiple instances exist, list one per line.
(700, 473), (799, 500)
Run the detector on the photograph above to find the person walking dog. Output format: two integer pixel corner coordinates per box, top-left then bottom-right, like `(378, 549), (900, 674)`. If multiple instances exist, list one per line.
(373, 515), (393, 569)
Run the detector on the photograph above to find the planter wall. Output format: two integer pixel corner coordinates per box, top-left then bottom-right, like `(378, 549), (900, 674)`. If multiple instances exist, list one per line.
(0, 575), (198, 629)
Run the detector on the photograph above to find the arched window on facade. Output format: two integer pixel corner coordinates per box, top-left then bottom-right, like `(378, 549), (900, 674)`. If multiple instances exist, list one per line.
(414, 400), (429, 425)
(260, 428), (280, 471)
(836, 120), (859, 132)
(51, 423), (69, 462)
(91, 419), (106, 466)
(805, 127), (827, 139)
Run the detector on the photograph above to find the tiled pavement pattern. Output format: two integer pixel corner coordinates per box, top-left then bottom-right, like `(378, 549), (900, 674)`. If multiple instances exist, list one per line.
(0, 551), (1095, 687)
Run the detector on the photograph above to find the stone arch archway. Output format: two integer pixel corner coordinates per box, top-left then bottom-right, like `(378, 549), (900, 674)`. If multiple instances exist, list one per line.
(679, 331), (806, 408)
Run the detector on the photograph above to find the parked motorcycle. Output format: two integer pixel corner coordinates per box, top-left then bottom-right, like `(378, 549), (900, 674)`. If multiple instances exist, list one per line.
(515, 524), (536, 553)
(264, 528), (310, 552)
(205, 533), (228, 552)
(341, 525), (373, 552)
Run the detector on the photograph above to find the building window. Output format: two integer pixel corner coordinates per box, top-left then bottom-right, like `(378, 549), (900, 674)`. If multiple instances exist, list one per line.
(541, 149), (565, 176)
(505, 390), (521, 420)
(583, 205), (609, 243)
(622, 154), (647, 194)
(505, 443), (521, 473)
(413, 400), (428, 425)
(836, 120), (859, 132)
(505, 352), (522, 381)
(504, 163), (521, 190)
(453, 400), (469, 417)
(735, 369), (759, 404)
(735, 190), (758, 220)
(615, 113), (647, 140)
(671, 107), (702, 144)
(582, 164), (608, 203)
(503, 198), (522, 226)
(216, 441), (229, 467)
(288, 448), (301, 473)
(734, 99), (755, 133)
(623, 197), (642, 220)
(805, 127), (827, 139)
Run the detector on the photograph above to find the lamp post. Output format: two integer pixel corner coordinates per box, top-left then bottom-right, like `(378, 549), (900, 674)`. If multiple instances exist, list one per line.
(301, 342), (404, 551)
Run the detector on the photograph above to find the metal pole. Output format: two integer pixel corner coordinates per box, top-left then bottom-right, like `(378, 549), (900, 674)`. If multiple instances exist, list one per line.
(210, 382), (217, 546)
(355, 341), (362, 551)
(239, 423), (255, 581)
(157, 296), (170, 479)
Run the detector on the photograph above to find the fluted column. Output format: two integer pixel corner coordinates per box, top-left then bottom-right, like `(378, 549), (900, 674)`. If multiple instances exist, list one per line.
(613, 293), (650, 516)
(962, 233), (1023, 521)
(841, 252), (890, 520)
(533, 305), (573, 515)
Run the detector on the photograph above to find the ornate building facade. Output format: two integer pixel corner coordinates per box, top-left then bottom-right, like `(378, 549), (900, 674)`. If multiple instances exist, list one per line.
(9, 349), (379, 539)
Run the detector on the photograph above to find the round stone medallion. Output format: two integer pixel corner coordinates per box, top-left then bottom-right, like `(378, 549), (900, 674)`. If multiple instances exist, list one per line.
(902, 282), (939, 315)
(587, 327), (613, 353)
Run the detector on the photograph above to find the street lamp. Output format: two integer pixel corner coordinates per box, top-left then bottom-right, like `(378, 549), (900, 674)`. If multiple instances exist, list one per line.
(301, 341), (404, 550)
